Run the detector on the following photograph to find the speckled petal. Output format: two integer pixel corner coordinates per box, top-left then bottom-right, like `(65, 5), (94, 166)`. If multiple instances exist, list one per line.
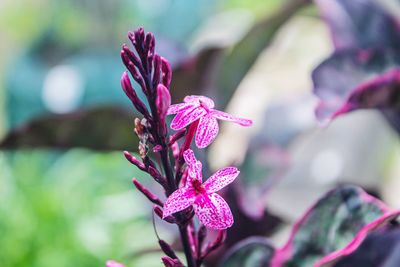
(163, 187), (196, 218)
(195, 115), (219, 148)
(170, 106), (207, 130)
(194, 193), (234, 230)
(184, 95), (215, 108)
(204, 167), (239, 193)
(167, 103), (192, 115)
(211, 110), (253, 126)
(183, 149), (203, 183)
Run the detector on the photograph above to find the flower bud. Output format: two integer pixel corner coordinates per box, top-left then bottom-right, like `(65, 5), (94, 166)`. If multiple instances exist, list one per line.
(156, 83), (171, 135)
(161, 57), (172, 88)
(148, 166), (167, 187)
(132, 178), (163, 207)
(123, 151), (146, 171)
(161, 256), (184, 267)
(159, 240), (178, 259)
(120, 71), (149, 116)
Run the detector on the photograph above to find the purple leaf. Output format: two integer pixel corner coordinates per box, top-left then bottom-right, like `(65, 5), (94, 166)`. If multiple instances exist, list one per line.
(271, 185), (399, 267)
(331, 68), (400, 120)
(329, 227), (400, 267)
(313, 0), (400, 130)
(315, 0), (400, 50)
(315, 212), (400, 267)
(219, 237), (275, 267)
(312, 49), (400, 123)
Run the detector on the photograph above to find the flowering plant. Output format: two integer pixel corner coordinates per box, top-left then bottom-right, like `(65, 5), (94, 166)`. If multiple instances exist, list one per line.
(109, 28), (252, 267)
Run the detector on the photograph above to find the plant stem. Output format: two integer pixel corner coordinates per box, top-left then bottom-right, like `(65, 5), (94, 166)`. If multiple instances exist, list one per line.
(175, 120), (199, 185)
(150, 99), (197, 267)
(179, 226), (196, 267)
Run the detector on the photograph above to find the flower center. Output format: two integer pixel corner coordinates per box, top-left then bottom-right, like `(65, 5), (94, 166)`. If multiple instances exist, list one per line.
(199, 100), (210, 112)
(192, 179), (206, 194)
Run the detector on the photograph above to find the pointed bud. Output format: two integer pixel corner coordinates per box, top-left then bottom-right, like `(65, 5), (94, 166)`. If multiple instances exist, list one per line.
(133, 28), (145, 50)
(121, 72), (149, 116)
(161, 57), (172, 88)
(152, 55), (162, 88)
(132, 178), (163, 206)
(156, 83), (171, 121)
(123, 151), (146, 171)
(154, 206), (176, 224)
(159, 240), (178, 259)
(171, 142), (180, 161)
(169, 129), (187, 145)
(153, 145), (162, 153)
(148, 166), (167, 187)
(145, 32), (155, 56)
(121, 46), (148, 95)
(161, 256), (184, 267)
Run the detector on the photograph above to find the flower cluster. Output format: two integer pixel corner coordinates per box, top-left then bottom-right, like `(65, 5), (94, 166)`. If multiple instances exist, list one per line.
(108, 27), (252, 267)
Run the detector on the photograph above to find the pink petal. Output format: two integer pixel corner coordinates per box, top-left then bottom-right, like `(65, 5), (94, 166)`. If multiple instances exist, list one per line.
(204, 167), (240, 193)
(170, 106), (207, 130)
(183, 149), (196, 164)
(106, 260), (125, 267)
(167, 103), (192, 115)
(183, 149), (203, 183)
(184, 95), (215, 108)
(211, 110), (253, 126)
(195, 114), (219, 148)
(187, 161), (203, 184)
(194, 193), (234, 230)
(163, 187), (196, 218)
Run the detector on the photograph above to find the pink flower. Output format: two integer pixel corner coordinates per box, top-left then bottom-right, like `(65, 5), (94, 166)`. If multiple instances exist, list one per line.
(106, 260), (125, 267)
(167, 95), (253, 148)
(162, 149), (239, 229)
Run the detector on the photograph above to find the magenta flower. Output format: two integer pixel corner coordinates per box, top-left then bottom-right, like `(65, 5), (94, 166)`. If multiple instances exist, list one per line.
(167, 95), (253, 148)
(162, 149), (239, 229)
(106, 260), (125, 267)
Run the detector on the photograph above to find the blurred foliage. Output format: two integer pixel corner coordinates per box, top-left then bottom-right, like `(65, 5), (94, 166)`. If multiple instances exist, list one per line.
(0, 149), (168, 267)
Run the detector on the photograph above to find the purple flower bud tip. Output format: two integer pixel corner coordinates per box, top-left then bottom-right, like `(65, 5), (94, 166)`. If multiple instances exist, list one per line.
(121, 71), (131, 89)
(161, 57), (172, 87)
(161, 256), (183, 267)
(153, 145), (162, 153)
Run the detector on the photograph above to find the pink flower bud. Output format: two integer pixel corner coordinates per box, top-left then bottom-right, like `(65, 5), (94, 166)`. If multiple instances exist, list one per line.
(132, 178), (163, 207)
(153, 144), (162, 153)
(157, 83), (171, 121)
(168, 129), (187, 145)
(121, 72), (149, 116)
(148, 166), (167, 186)
(161, 57), (172, 88)
(123, 151), (146, 171)
(161, 256), (184, 267)
(159, 239), (178, 259)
